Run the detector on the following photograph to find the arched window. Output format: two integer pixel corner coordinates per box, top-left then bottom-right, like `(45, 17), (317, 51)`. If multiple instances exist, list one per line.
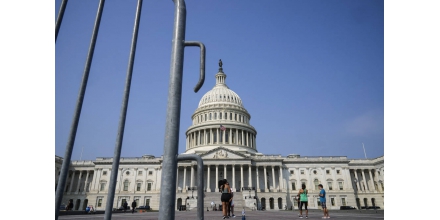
(225, 130), (229, 143)
(209, 113), (212, 120)
(235, 114), (237, 121)
(123, 180), (129, 191)
(205, 114), (207, 121)
(314, 179), (320, 190)
(225, 113), (228, 120)
(219, 112), (222, 119)
(214, 113), (217, 120)
(230, 113), (232, 120)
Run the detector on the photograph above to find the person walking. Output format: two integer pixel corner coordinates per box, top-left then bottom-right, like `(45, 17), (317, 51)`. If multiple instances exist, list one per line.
(299, 184), (308, 219)
(131, 200), (137, 214)
(318, 184), (330, 219)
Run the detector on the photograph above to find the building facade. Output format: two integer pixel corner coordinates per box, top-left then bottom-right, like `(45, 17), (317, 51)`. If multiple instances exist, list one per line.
(55, 65), (384, 211)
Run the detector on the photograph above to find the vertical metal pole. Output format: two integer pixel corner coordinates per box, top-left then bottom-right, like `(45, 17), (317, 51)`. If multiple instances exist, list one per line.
(104, 1), (143, 219)
(54, 1), (105, 219)
(55, 0), (68, 41)
(177, 154), (204, 220)
(159, 0), (186, 219)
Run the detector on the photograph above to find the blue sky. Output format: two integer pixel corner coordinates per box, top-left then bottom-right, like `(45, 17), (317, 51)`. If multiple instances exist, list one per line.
(55, 0), (384, 161)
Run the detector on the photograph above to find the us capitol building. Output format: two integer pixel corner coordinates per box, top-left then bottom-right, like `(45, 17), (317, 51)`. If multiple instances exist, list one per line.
(55, 63), (384, 212)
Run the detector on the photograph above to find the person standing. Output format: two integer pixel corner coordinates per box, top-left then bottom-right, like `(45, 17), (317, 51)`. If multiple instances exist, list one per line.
(123, 201), (128, 213)
(318, 184), (330, 219)
(299, 184), (308, 219)
(131, 200), (137, 214)
(229, 188), (236, 217)
(220, 179), (231, 219)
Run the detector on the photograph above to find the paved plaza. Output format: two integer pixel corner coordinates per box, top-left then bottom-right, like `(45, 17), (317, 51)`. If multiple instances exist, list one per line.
(59, 210), (384, 220)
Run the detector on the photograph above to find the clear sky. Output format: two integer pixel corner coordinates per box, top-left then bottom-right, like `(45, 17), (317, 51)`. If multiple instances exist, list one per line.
(55, 0), (384, 161)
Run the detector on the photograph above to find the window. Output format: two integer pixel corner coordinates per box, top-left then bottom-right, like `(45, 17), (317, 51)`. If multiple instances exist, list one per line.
(219, 113), (222, 119)
(123, 180), (129, 191)
(209, 113), (212, 120)
(326, 170), (330, 174)
(292, 182), (296, 190)
(145, 199), (150, 206)
(103, 171), (107, 175)
(226, 113), (228, 120)
(336, 170), (340, 174)
(331, 198), (335, 206)
(378, 171), (380, 175)
(339, 182), (343, 190)
(314, 179), (320, 190)
(235, 114), (237, 121)
(137, 183), (141, 191)
(290, 170), (294, 175)
(239, 115), (241, 122)
(301, 170), (304, 175)
(341, 198), (346, 206)
(100, 183), (105, 191)
(229, 113), (232, 120)
(149, 171), (153, 175)
(98, 198), (103, 207)
(138, 171), (142, 175)
(313, 170), (317, 175)
(126, 171), (130, 175)
(328, 182), (333, 190)
(147, 182), (152, 191)
(214, 113), (217, 119)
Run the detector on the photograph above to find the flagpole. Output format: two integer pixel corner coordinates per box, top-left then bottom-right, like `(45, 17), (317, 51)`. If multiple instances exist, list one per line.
(80, 146), (84, 160)
(362, 143), (367, 159)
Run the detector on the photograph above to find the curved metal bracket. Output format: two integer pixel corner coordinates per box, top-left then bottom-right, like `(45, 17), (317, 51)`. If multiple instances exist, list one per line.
(184, 41), (205, 93)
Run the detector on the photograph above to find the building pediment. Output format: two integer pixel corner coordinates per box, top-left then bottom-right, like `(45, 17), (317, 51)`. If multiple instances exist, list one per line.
(199, 147), (249, 160)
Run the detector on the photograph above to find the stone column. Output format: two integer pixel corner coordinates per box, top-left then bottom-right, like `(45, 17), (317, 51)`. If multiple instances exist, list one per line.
(215, 165), (219, 192)
(353, 169), (360, 191)
(68, 171), (76, 193)
(248, 165), (252, 187)
(133, 168), (138, 192)
(321, 167), (327, 189)
(207, 165), (211, 192)
(223, 128), (226, 144)
(118, 168), (123, 192)
(75, 171), (83, 194)
(295, 168), (300, 191)
(176, 166), (179, 191)
(246, 131), (249, 147)
(223, 164), (228, 179)
(217, 128), (219, 144)
(344, 168), (351, 190)
(91, 169), (98, 191)
(144, 168), (148, 193)
(183, 166), (187, 191)
(240, 165), (244, 191)
(256, 166), (260, 192)
(198, 130), (201, 146)
(235, 128), (239, 144)
(191, 165), (194, 187)
(279, 166), (283, 190)
(305, 168), (312, 190)
(186, 135), (189, 149)
(232, 165), (236, 191)
(374, 169), (380, 192)
(368, 169), (375, 192)
(241, 130), (244, 145)
(331, 167), (337, 191)
(264, 166), (268, 191)
(271, 166), (275, 191)
(361, 170), (367, 192)
(83, 170), (90, 193)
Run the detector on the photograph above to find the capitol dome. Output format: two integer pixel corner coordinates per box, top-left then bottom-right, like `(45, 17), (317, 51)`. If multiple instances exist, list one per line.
(185, 61), (258, 155)
(198, 70), (243, 108)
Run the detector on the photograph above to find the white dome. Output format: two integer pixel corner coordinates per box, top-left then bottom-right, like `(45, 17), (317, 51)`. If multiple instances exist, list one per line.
(198, 68), (243, 108)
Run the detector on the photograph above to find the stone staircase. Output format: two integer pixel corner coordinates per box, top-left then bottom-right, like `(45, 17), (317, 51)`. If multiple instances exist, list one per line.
(202, 191), (245, 212)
